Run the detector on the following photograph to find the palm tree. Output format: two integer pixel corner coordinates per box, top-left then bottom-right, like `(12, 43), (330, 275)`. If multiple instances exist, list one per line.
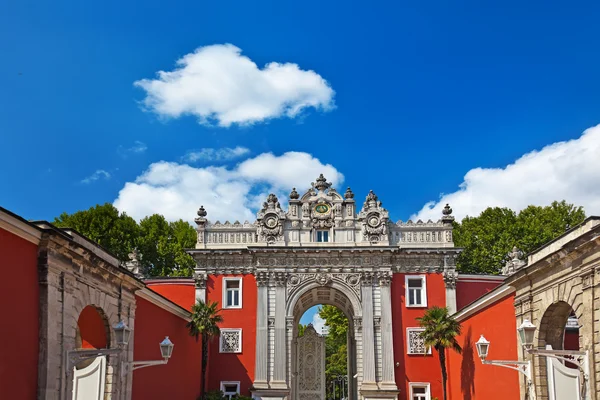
(187, 300), (223, 399)
(416, 306), (462, 400)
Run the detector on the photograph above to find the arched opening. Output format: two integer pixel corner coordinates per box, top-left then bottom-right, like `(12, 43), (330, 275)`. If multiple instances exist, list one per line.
(537, 301), (581, 399)
(76, 305), (109, 350)
(289, 285), (359, 400)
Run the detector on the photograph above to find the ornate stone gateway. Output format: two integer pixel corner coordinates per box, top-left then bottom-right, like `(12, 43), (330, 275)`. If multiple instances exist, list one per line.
(190, 174), (460, 400)
(296, 325), (326, 400)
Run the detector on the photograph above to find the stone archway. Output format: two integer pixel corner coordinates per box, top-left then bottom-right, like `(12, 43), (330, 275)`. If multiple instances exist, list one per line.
(287, 283), (361, 400)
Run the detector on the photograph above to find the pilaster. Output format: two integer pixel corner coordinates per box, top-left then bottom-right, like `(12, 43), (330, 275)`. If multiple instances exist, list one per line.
(253, 272), (269, 389)
(361, 274), (377, 389)
(272, 272), (288, 389)
(378, 272), (397, 390)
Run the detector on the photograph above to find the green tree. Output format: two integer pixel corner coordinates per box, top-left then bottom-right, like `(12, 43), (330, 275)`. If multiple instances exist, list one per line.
(297, 323), (307, 337)
(454, 201), (585, 273)
(138, 214), (196, 276)
(53, 203), (138, 262)
(417, 306), (462, 400)
(319, 305), (348, 398)
(187, 300), (223, 400)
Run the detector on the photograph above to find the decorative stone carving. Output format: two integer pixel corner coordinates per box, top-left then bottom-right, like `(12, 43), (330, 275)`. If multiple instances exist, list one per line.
(353, 317), (362, 332)
(441, 203), (455, 224)
(255, 271), (270, 286)
(344, 187), (354, 199)
(290, 187), (300, 200)
(311, 199), (334, 229)
(313, 173), (331, 192)
(315, 273), (331, 286)
(268, 317), (275, 328)
(257, 194), (285, 243)
(501, 246), (527, 275)
(275, 272), (288, 287)
(296, 324), (325, 399)
(194, 272), (207, 289)
(407, 328), (427, 354)
(357, 190), (389, 243)
(374, 317), (381, 327)
(443, 270), (458, 289)
(377, 271), (392, 286)
(361, 271), (375, 286)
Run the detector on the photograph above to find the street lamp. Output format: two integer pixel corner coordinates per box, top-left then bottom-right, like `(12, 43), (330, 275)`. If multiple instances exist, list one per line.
(515, 320), (591, 400)
(122, 336), (175, 375)
(475, 335), (535, 400)
(517, 319), (536, 350)
(66, 320), (131, 371)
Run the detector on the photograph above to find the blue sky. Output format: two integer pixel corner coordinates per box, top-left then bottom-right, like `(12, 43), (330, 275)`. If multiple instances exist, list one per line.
(2, 1), (600, 224)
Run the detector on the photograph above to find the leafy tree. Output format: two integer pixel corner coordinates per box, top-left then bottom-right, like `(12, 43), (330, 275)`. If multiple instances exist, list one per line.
(54, 204), (197, 277)
(417, 306), (462, 400)
(53, 203), (138, 262)
(187, 300), (223, 400)
(319, 306), (348, 399)
(454, 201), (585, 274)
(297, 323), (307, 337)
(138, 215), (196, 276)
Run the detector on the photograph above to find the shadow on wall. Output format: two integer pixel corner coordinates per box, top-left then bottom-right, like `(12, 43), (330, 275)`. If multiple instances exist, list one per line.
(460, 327), (475, 400)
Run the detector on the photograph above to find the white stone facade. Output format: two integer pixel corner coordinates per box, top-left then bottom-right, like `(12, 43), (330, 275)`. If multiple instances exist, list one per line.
(190, 175), (461, 400)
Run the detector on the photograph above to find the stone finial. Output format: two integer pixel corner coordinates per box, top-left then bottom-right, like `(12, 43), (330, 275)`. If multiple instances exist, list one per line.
(441, 203), (455, 223)
(501, 246), (526, 275)
(345, 187), (355, 199)
(314, 174), (331, 191)
(197, 205), (207, 218)
(289, 187), (299, 200)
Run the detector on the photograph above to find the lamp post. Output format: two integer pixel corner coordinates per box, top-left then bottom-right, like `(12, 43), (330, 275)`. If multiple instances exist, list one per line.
(121, 336), (175, 376)
(475, 335), (536, 400)
(516, 320), (590, 400)
(66, 320), (133, 371)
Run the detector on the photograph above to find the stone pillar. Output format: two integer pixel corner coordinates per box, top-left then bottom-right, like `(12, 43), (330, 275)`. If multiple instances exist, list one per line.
(253, 272), (269, 389)
(361, 274), (377, 388)
(443, 256), (458, 314)
(272, 272), (288, 389)
(378, 272), (397, 389)
(194, 272), (206, 304)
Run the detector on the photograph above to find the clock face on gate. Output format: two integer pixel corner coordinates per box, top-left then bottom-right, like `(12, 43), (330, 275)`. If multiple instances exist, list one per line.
(314, 204), (330, 214)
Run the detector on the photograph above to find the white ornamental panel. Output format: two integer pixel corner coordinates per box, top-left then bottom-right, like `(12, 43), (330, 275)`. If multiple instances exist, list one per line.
(297, 324), (326, 400)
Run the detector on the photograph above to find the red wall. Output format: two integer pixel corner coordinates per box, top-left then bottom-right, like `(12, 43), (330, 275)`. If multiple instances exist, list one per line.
(446, 293), (521, 400)
(456, 279), (503, 310)
(133, 296), (202, 400)
(78, 305), (108, 349)
(206, 274), (257, 396)
(391, 273), (447, 400)
(146, 279), (196, 311)
(0, 228), (39, 400)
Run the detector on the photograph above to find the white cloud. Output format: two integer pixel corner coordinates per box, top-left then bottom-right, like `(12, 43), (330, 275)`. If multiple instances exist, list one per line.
(312, 312), (326, 335)
(113, 151), (344, 222)
(412, 124), (600, 221)
(182, 146), (250, 163)
(81, 169), (111, 184)
(134, 44), (335, 127)
(118, 141), (147, 157)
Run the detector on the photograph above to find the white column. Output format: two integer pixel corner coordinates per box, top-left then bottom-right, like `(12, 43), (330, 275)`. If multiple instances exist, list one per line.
(253, 272), (269, 389)
(361, 276), (377, 387)
(194, 273), (206, 304)
(272, 275), (288, 388)
(379, 273), (397, 389)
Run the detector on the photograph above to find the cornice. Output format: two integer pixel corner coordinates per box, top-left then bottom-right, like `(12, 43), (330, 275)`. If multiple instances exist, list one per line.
(0, 209), (42, 245)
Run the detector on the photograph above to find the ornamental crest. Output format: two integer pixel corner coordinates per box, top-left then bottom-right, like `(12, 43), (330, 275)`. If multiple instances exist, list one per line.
(358, 190), (389, 242)
(257, 193), (286, 243)
(311, 200), (333, 229)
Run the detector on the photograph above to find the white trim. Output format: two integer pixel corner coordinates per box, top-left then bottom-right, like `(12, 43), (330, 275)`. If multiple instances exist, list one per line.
(452, 285), (515, 322)
(405, 275), (427, 307)
(457, 274), (506, 282)
(145, 278), (195, 286)
(409, 382), (431, 400)
(0, 211), (41, 245)
(222, 277), (243, 309)
(219, 328), (242, 353)
(137, 288), (192, 322)
(220, 381), (240, 399)
(406, 327), (431, 355)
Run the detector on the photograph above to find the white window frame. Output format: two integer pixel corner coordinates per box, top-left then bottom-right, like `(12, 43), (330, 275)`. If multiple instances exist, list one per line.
(405, 275), (427, 307)
(220, 381), (240, 400)
(406, 327), (432, 355)
(222, 277), (242, 309)
(219, 328), (242, 353)
(409, 382), (431, 400)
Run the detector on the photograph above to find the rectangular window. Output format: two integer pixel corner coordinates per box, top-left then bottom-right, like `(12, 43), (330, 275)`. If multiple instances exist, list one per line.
(220, 381), (240, 400)
(220, 329), (242, 353)
(406, 275), (427, 307)
(223, 278), (242, 309)
(407, 328), (431, 354)
(316, 230), (329, 242)
(409, 383), (430, 400)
